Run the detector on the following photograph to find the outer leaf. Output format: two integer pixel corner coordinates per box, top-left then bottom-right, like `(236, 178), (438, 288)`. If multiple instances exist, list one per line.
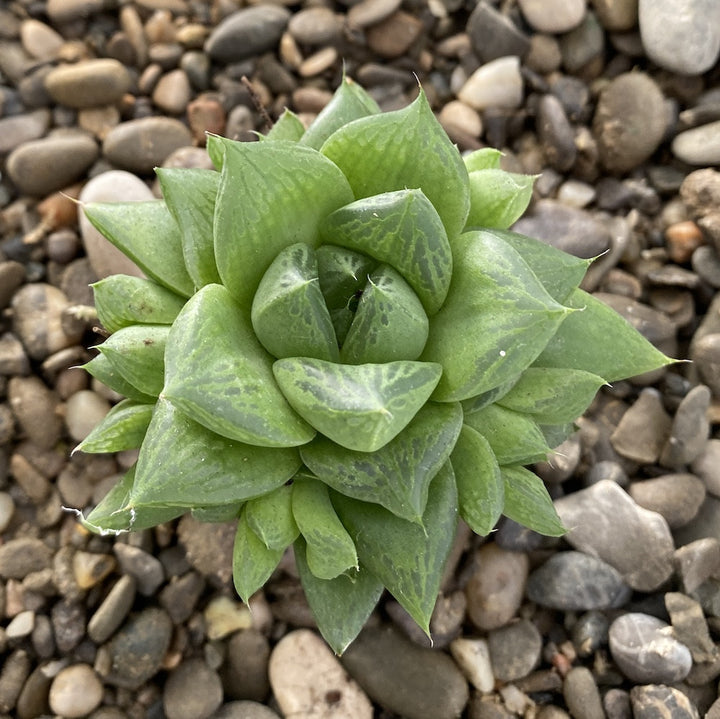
(75, 399), (153, 454)
(192, 504), (242, 523)
(320, 189), (453, 315)
(251, 243), (339, 362)
(265, 109), (306, 142)
(464, 147), (502, 171)
(292, 477), (358, 580)
(301, 401), (462, 522)
(341, 264), (429, 364)
(463, 403), (550, 465)
(334, 462), (458, 635)
(81, 466), (185, 534)
(466, 169), (535, 230)
(321, 90), (470, 240)
(245, 486), (299, 550)
(97, 324), (169, 397)
(233, 509), (285, 603)
(156, 167), (222, 288)
(540, 423), (577, 449)
(130, 399), (301, 507)
(295, 539), (384, 655)
(534, 288), (675, 381)
(501, 465), (566, 536)
(461, 377), (519, 414)
(82, 353), (156, 404)
(213, 138), (354, 306)
(498, 367), (606, 424)
(450, 425), (503, 536)
(163, 284), (315, 447)
(83, 201), (194, 297)
(92, 275), (185, 333)
(273, 358), (443, 452)
(300, 76), (381, 150)
(423, 231), (573, 401)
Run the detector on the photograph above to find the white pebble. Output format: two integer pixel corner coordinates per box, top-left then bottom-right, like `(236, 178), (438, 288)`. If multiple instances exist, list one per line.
(458, 56), (523, 111)
(49, 664), (104, 718)
(450, 637), (494, 692)
(65, 390), (111, 442)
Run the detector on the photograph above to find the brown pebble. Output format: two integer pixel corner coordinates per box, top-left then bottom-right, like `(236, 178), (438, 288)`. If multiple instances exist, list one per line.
(298, 46), (338, 78)
(366, 11), (424, 59)
(665, 220), (705, 263)
(8, 376), (63, 450)
(187, 95), (226, 143)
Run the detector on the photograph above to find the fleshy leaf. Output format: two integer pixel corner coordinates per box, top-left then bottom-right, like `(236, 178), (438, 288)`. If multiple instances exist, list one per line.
(82, 466), (185, 534)
(156, 167), (222, 288)
(423, 230), (573, 401)
(265, 109), (306, 142)
(82, 353), (156, 404)
(83, 200), (194, 297)
(233, 509), (285, 603)
(540, 423), (577, 449)
(130, 399), (301, 507)
(334, 462), (458, 635)
(292, 476), (358, 580)
(295, 539), (384, 655)
(245, 486), (299, 550)
(463, 403), (550, 465)
(460, 377), (519, 414)
(320, 189), (453, 315)
(498, 367), (606, 424)
(321, 90), (470, 240)
(163, 283), (315, 447)
(75, 399), (153, 454)
(534, 288), (675, 381)
(341, 264), (429, 364)
(300, 76), (381, 150)
(273, 358), (443, 452)
(192, 504), (242, 523)
(450, 425), (503, 536)
(466, 169), (536, 230)
(97, 324), (169, 397)
(251, 243), (339, 362)
(213, 138), (354, 306)
(301, 401), (463, 523)
(464, 147), (502, 171)
(501, 465), (566, 536)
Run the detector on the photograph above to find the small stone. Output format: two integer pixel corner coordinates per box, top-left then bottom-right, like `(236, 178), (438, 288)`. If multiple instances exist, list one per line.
(466, 3), (530, 63)
(87, 575), (137, 644)
(212, 702), (280, 719)
(298, 46), (338, 78)
(660, 385), (711, 467)
(672, 121), (720, 166)
(0, 649), (31, 714)
(450, 638), (494, 693)
(72, 551), (116, 590)
(51, 599), (85, 652)
(44, 59), (130, 108)
(153, 69), (192, 115)
(177, 515), (235, 587)
(558, 11), (605, 73)
(665, 592), (717, 663)
(692, 335), (720, 397)
(164, 659), (223, 719)
(666, 221), (705, 263)
(222, 629), (271, 702)
(458, 56), (523, 111)
(65, 390), (111, 443)
(288, 7), (340, 45)
(187, 95), (226, 143)
(630, 684), (700, 719)
(563, 667), (604, 719)
(557, 180), (596, 208)
(0, 332), (30, 377)
(347, 0), (401, 28)
(6, 611), (35, 640)
(0, 110), (51, 156)
(47, 0), (104, 23)
(204, 595), (252, 640)
(591, 0), (637, 30)
(692, 245), (720, 288)
(675, 538), (720, 593)
(9, 377), (63, 450)
(526, 551), (631, 610)
(518, 0), (586, 33)
(16, 664), (53, 719)
(113, 543), (165, 596)
(537, 94), (576, 172)
(571, 611), (609, 657)
(20, 19), (64, 60)
(270, 629), (373, 718)
(610, 388), (672, 464)
(628, 474), (706, 529)
(49, 664), (103, 718)
(0, 492), (15, 533)
(487, 619), (542, 682)
(691, 439), (720, 496)
(366, 11), (424, 59)
(159, 571), (205, 624)
(603, 688), (631, 719)
(609, 613), (692, 684)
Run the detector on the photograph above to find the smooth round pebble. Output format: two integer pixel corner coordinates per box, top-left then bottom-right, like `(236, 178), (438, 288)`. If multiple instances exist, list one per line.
(691, 439), (720, 496)
(487, 619), (542, 682)
(365, 11), (424, 59)
(672, 121), (720, 166)
(628, 474), (706, 529)
(65, 390), (111, 442)
(21, 19), (64, 60)
(449, 637), (494, 693)
(466, 2), (530, 63)
(608, 613), (692, 684)
(630, 684), (700, 719)
(49, 664), (103, 718)
(164, 659), (223, 719)
(44, 59), (131, 108)
(288, 7), (340, 45)
(223, 629), (271, 701)
(211, 702), (280, 719)
(348, 0), (402, 28)
(8, 376), (64, 450)
(563, 667), (604, 719)
(153, 69), (192, 115)
(518, 0), (586, 33)
(0, 492), (15, 533)
(458, 56), (523, 111)
(0, 110), (51, 156)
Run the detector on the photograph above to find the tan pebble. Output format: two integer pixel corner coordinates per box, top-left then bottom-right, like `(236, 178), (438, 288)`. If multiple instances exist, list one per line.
(77, 105), (120, 140)
(135, 0), (188, 13)
(44, 59), (131, 109)
(47, 0), (104, 24)
(366, 10), (424, 59)
(292, 85), (333, 114)
(152, 68), (192, 115)
(204, 595), (252, 640)
(21, 19), (64, 60)
(439, 100), (483, 138)
(665, 220), (704, 263)
(49, 664), (103, 718)
(144, 9), (176, 44)
(176, 23), (208, 48)
(279, 32), (303, 70)
(73, 551), (116, 589)
(10, 453), (50, 504)
(348, 0), (402, 28)
(66, 390), (111, 442)
(435, 32), (472, 57)
(299, 46), (338, 78)
(120, 5), (148, 66)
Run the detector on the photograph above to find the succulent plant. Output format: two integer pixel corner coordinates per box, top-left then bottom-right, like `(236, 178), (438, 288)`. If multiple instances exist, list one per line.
(76, 78), (672, 653)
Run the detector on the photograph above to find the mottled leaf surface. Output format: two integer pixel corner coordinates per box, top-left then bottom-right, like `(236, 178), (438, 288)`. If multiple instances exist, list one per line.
(75, 399), (153, 454)
(245, 486), (298, 551)
(265, 109), (306, 142)
(466, 169), (535, 230)
(82, 353), (155, 404)
(501, 465), (566, 536)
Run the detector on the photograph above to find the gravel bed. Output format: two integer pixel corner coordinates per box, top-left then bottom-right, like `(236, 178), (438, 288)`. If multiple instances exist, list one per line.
(1, 0), (720, 717)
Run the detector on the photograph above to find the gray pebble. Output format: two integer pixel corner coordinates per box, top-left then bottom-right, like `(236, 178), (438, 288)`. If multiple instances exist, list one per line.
(526, 551), (631, 610)
(630, 684), (700, 719)
(49, 664), (103, 718)
(537, 94), (576, 172)
(665, 591), (717, 663)
(44, 59), (130, 108)
(554, 480), (675, 592)
(558, 11), (605, 73)
(512, 199), (611, 258)
(164, 659), (223, 719)
(177, 515), (236, 588)
(674, 494), (720, 546)
(8, 376), (63, 450)
(0, 261), (25, 311)
(211, 702), (280, 719)
(563, 667), (604, 719)
(466, 3), (530, 63)
(159, 571), (205, 624)
(675, 538), (720, 593)
(691, 245), (720, 288)
(672, 121), (720, 166)
(628, 474), (706, 529)
(102, 117), (193, 174)
(585, 460), (628, 487)
(88, 575), (137, 644)
(0, 332), (30, 376)
(691, 334), (720, 397)
(518, 0), (585, 33)
(571, 611), (609, 657)
(609, 612), (692, 684)
(288, 7), (340, 45)
(691, 439), (720, 496)
(341, 626), (469, 719)
(65, 390), (111, 443)
(205, 6), (290, 63)
(604, 689), (632, 719)
(487, 619), (542, 682)
(113, 543), (165, 596)
(222, 629), (271, 701)
(639, 0), (720, 74)
(0, 109), (51, 156)
(16, 664), (53, 719)
(593, 72), (667, 174)
(347, 0), (402, 29)
(0, 649), (31, 714)
(6, 133), (99, 196)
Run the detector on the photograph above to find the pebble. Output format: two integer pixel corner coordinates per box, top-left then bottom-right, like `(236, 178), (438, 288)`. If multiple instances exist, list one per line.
(526, 551), (631, 610)
(554, 480), (675, 592)
(0, 332), (30, 376)
(592, 72), (667, 174)
(639, 0), (720, 74)
(159, 571), (205, 624)
(674, 494), (720, 546)
(102, 116), (194, 173)
(6, 134), (99, 196)
(464, 543), (529, 631)
(674, 538), (720, 593)
(44, 59), (130, 108)
(537, 94), (577, 172)
(113, 543), (165, 596)
(223, 629), (271, 702)
(0, 492), (15, 533)
(164, 658), (223, 719)
(46, 0), (104, 23)
(691, 245), (720, 288)
(48, 664), (103, 718)
(0, 649), (31, 714)
(558, 12), (605, 73)
(176, 515), (236, 587)
(341, 626), (468, 719)
(563, 667), (604, 719)
(439, 100), (483, 139)
(269, 629), (373, 718)
(591, 0), (637, 30)
(51, 599), (85, 652)
(212, 702), (280, 719)
(665, 591), (717, 663)
(608, 613), (692, 684)
(571, 611), (609, 657)
(458, 56), (524, 111)
(65, 390), (111, 442)
(20, 19), (64, 60)
(630, 684), (700, 719)
(603, 688), (632, 719)
(6, 611), (35, 640)
(203, 595), (252, 640)
(288, 7), (340, 45)
(692, 334), (720, 397)
(204, 6), (290, 63)
(691, 439), (720, 496)
(153, 69), (192, 115)
(87, 575), (137, 643)
(450, 637), (494, 693)
(8, 376), (64, 450)
(0, 110), (51, 156)
(487, 619), (542, 682)
(466, 3), (530, 63)
(672, 121), (720, 166)
(628, 474), (706, 529)
(610, 388), (672, 464)
(366, 11), (424, 59)
(518, 0), (586, 33)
